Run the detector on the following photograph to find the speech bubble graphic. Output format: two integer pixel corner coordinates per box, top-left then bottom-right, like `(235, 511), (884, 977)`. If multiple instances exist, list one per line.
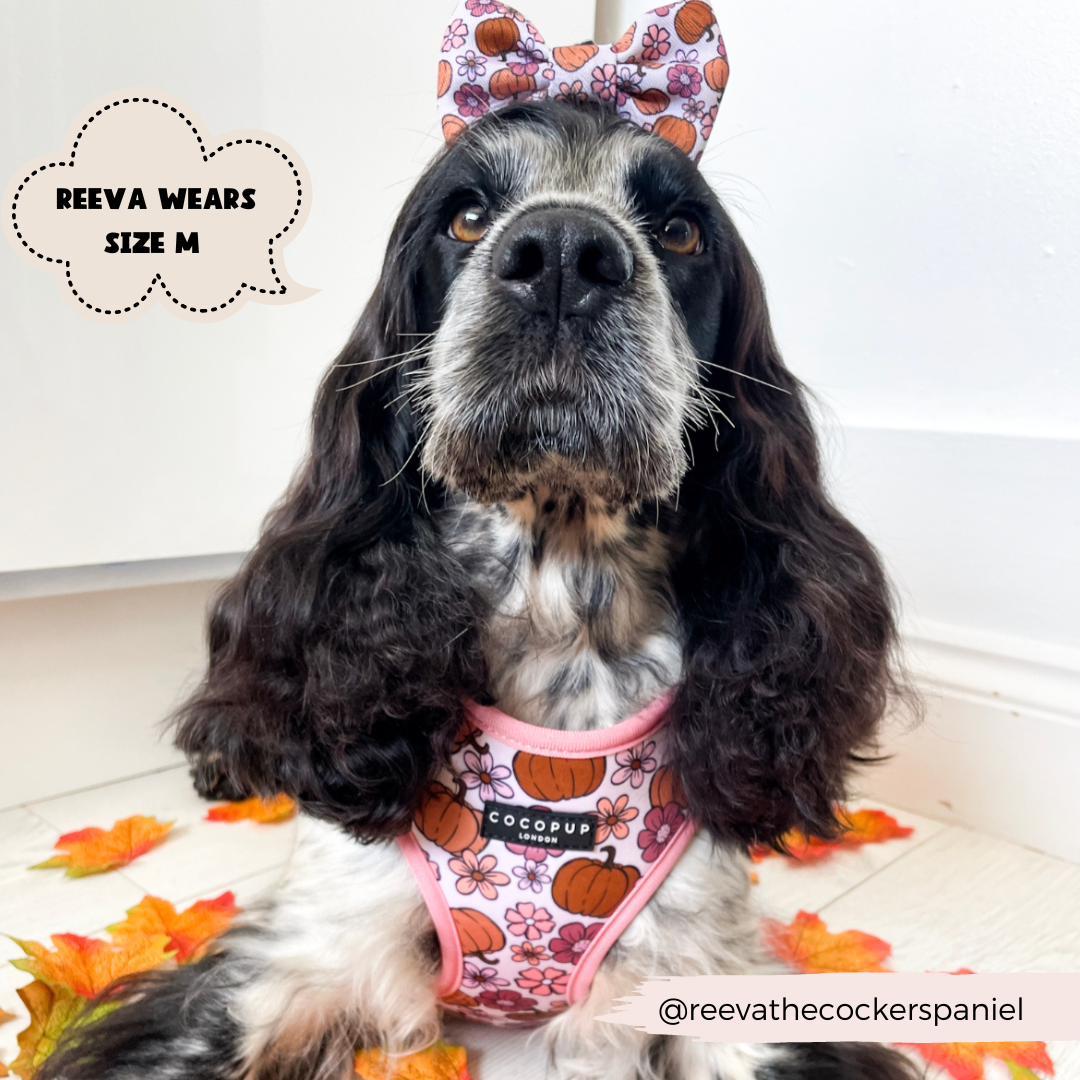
(4, 88), (315, 322)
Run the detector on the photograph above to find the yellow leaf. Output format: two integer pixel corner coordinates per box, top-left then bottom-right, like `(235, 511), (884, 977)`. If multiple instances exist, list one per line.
(31, 816), (173, 877)
(355, 1040), (471, 1080)
(9, 980), (85, 1079)
(205, 794), (296, 824)
(763, 910), (893, 973)
(10, 933), (173, 1000)
(107, 893), (240, 964)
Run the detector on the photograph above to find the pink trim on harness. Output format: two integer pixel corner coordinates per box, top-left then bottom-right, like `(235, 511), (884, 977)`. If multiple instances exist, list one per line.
(399, 695), (696, 1026)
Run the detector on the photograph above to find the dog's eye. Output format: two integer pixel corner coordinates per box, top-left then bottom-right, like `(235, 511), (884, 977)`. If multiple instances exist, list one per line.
(657, 216), (702, 255)
(449, 205), (490, 243)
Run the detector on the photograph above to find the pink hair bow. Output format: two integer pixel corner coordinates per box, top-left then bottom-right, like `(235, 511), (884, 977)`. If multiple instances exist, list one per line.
(437, 1), (729, 160)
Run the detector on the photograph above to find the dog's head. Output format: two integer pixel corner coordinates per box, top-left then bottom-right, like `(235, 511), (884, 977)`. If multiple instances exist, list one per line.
(176, 101), (904, 847)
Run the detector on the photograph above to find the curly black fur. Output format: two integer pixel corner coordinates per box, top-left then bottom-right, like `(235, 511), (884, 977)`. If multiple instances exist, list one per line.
(762, 1043), (926, 1080)
(174, 100), (907, 850)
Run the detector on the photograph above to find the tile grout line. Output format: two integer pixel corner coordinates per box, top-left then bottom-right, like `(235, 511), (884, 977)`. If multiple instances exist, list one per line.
(1, 762), (189, 817)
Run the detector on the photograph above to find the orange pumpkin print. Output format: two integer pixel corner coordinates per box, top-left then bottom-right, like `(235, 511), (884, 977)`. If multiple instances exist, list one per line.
(437, 59), (453, 98)
(414, 780), (487, 855)
(451, 907), (506, 959)
(489, 68), (537, 101)
(612, 22), (636, 54)
(552, 44), (599, 72)
(513, 751), (605, 801)
(551, 846), (641, 917)
(475, 16), (519, 58)
(439, 988), (479, 1009)
(674, 0), (716, 44)
(704, 55), (729, 92)
(651, 115), (697, 154)
(632, 88), (671, 115)
(442, 114), (468, 144)
(649, 765), (688, 809)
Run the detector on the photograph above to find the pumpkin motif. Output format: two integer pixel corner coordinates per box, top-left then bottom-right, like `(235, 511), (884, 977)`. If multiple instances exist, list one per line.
(704, 55), (729, 92)
(475, 16), (519, 58)
(513, 751), (605, 801)
(674, 0), (717, 44)
(440, 988), (479, 1009)
(651, 115), (697, 154)
(437, 59), (452, 98)
(442, 114), (468, 143)
(414, 780), (486, 855)
(552, 43), (599, 72)
(451, 907), (506, 959)
(649, 765), (688, 809)
(552, 846), (641, 917)
(490, 67), (537, 100)
(611, 22), (636, 54)
(631, 88), (671, 115)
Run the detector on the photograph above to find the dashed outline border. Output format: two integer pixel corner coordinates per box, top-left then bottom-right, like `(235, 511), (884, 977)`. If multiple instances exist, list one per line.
(8, 94), (306, 317)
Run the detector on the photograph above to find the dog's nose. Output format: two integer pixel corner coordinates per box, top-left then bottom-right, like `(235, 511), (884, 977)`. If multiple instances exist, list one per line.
(491, 207), (634, 318)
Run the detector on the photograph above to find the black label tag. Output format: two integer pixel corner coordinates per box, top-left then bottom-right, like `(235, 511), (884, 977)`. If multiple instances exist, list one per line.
(481, 802), (598, 851)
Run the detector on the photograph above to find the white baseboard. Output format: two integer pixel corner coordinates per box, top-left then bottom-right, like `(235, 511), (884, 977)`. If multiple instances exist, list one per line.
(860, 621), (1080, 864)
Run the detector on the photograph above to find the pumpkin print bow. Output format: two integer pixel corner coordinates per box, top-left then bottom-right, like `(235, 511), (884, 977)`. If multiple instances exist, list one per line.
(437, 1), (729, 160)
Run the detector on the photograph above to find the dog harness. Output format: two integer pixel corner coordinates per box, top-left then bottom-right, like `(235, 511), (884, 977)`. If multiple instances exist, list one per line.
(399, 695), (696, 1025)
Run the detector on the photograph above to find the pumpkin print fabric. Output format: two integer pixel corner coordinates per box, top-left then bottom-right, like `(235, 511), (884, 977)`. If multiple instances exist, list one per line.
(399, 695), (695, 1025)
(436, 1), (729, 162)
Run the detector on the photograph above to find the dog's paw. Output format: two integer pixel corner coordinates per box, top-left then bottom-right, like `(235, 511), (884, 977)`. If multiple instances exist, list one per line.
(190, 753), (250, 802)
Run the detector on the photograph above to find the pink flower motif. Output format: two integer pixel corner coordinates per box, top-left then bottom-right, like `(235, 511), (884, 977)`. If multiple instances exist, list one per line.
(701, 103), (719, 141)
(512, 858), (552, 893)
(456, 50), (487, 83)
(674, 48), (700, 63)
(683, 98), (707, 122)
(511, 941), (549, 966)
(638, 801), (686, 863)
(462, 961), (509, 992)
(515, 966), (570, 997)
(594, 794), (639, 842)
(477, 988), (537, 1012)
(442, 18), (467, 52)
(652, 4), (673, 14)
(549, 922), (602, 966)
(460, 749), (513, 801)
(556, 79), (588, 104)
(667, 62), (702, 98)
(591, 64), (619, 102)
(426, 854), (441, 881)
(612, 740), (657, 787)
(616, 66), (643, 106)
(641, 24), (670, 61)
(526, 20), (545, 42)
(542, 66), (555, 81)
(454, 84), (491, 119)
(716, 35), (727, 58)
(506, 901), (555, 940)
(509, 38), (544, 77)
(448, 849), (511, 900)
(466, 0), (501, 14)
(496, 3), (526, 20)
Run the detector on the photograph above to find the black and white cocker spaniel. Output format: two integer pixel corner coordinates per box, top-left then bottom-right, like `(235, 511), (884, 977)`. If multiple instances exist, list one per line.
(40, 102), (920, 1080)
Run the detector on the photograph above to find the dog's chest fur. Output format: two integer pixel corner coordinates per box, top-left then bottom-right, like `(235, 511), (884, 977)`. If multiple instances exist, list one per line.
(441, 489), (684, 730)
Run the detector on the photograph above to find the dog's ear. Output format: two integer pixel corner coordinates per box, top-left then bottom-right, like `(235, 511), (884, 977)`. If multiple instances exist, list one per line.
(173, 205), (487, 839)
(667, 227), (906, 848)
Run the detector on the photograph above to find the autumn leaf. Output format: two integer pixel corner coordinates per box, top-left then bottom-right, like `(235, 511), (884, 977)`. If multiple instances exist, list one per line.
(10, 933), (173, 1000)
(750, 807), (913, 863)
(107, 893), (240, 964)
(763, 910), (893, 973)
(900, 1041), (1054, 1080)
(31, 816), (173, 877)
(205, 794), (296, 824)
(8, 980), (85, 1079)
(0, 1007), (13, 1026)
(355, 1040), (471, 1080)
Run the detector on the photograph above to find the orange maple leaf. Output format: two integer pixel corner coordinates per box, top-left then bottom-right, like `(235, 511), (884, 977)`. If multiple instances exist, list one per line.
(900, 1041), (1054, 1080)
(8, 980), (85, 1079)
(355, 1040), (471, 1080)
(205, 794), (296, 824)
(0, 1008), (13, 1026)
(31, 816), (173, 877)
(750, 807), (913, 863)
(10, 933), (173, 1000)
(107, 893), (240, 964)
(763, 910), (893, 973)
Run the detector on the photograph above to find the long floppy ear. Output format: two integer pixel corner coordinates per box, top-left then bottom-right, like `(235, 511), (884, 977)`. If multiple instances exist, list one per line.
(172, 202), (487, 839)
(668, 226), (907, 848)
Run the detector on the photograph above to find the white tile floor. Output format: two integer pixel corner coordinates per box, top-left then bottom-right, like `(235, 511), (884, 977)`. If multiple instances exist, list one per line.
(0, 766), (1075, 1079)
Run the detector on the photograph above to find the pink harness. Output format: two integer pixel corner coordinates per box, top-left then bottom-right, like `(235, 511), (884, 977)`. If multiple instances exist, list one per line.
(399, 695), (696, 1025)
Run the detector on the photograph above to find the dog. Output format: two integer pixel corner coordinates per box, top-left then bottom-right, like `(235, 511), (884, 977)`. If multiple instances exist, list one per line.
(38, 100), (921, 1080)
